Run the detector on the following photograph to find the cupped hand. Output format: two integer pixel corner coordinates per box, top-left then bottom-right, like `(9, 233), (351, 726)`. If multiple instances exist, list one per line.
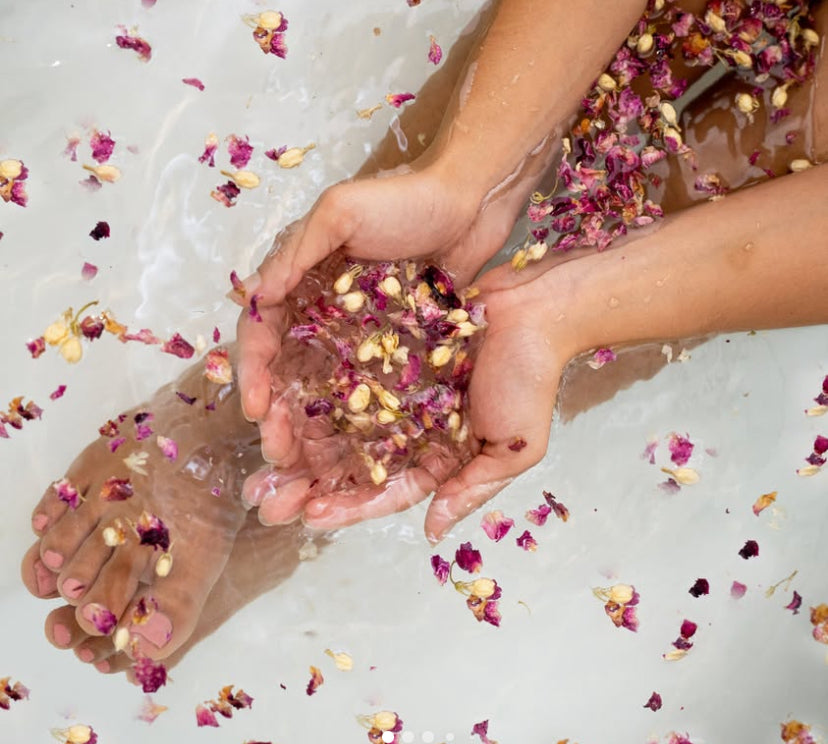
(255, 258), (576, 542)
(236, 165), (529, 429)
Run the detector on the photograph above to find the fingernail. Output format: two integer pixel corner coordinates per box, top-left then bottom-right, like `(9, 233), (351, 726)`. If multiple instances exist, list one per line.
(62, 578), (86, 600)
(52, 623), (72, 647)
(94, 659), (110, 673)
(77, 647), (94, 663)
(131, 611), (172, 649)
(34, 559), (58, 595)
(32, 513), (48, 531)
(42, 549), (64, 570)
(227, 272), (261, 305)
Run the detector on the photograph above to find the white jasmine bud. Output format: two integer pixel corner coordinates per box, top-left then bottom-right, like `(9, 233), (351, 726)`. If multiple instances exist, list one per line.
(659, 102), (678, 127)
(636, 32), (654, 55)
(789, 159), (813, 172)
(597, 73), (617, 92)
(429, 345), (453, 368)
(378, 275), (402, 299)
(155, 551), (173, 577)
(341, 290), (365, 313)
(348, 383), (372, 413)
(0, 159), (23, 180)
(771, 84), (789, 109)
(59, 336), (83, 364)
(333, 272), (354, 295)
(369, 460), (388, 485)
(44, 321), (70, 346)
(256, 10), (283, 30)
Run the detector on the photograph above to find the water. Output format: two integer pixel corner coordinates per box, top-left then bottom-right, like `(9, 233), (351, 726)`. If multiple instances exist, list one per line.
(2, 1), (827, 742)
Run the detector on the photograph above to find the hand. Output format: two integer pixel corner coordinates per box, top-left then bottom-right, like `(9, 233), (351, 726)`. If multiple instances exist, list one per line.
(236, 163), (532, 432)
(256, 259), (574, 542)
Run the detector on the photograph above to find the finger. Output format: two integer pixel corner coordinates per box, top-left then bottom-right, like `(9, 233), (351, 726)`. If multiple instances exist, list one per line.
(241, 463), (309, 510)
(258, 395), (301, 467)
(236, 302), (288, 422)
(424, 435), (548, 544)
(302, 465), (441, 530)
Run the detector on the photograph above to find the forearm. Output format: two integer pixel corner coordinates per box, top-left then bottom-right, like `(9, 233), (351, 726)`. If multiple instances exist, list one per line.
(427, 0), (648, 203)
(537, 164), (828, 359)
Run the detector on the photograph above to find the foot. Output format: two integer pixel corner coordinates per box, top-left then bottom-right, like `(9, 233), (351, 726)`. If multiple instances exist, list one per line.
(32, 511), (314, 680)
(20, 351), (262, 668)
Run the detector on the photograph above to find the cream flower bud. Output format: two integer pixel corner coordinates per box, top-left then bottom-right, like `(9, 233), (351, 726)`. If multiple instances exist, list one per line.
(356, 337), (381, 363)
(447, 410), (461, 432)
(405, 262), (417, 282)
(705, 11), (727, 33)
(257, 10), (283, 30)
(341, 290), (365, 313)
(372, 711), (399, 731)
(44, 321), (70, 346)
(333, 272), (354, 295)
(446, 308), (469, 323)
(379, 275), (402, 299)
(324, 648), (354, 671)
(735, 93), (758, 114)
(277, 144), (316, 169)
(771, 85), (788, 109)
(66, 725), (95, 744)
(526, 241), (548, 261)
(83, 163), (122, 182)
(608, 584), (635, 604)
(732, 50), (753, 68)
(155, 551), (173, 577)
(659, 102), (678, 127)
(348, 383), (372, 413)
(102, 527), (123, 547)
(470, 578), (496, 598)
(375, 387), (401, 411)
(369, 460), (388, 485)
(663, 126), (683, 147)
(221, 169), (260, 189)
(789, 159), (813, 172)
(456, 321), (478, 338)
(381, 331), (399, 355)
(0, 158), (23, 180)
(429, 345), (453, 367)
(376, 409), (397, 425)
(636, 32), (654, 55)
(59, 336), (83, 364)
(661, 466), (700, 485)
(113, 627), (130, 652)
(597, 73), (617, 92)
(391, 345), (409, 365)
(802, 28), (819, 46)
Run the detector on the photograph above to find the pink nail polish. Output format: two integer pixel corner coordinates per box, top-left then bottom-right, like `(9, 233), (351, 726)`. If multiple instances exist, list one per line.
(52, 623), (72, 647)
(34, 560), (58, 595)
(62, 578), (86, 600)
(131, 611), (172, 649)
(94, 660), (110, 673)
(32, 513), (48, 531)
(77, 648), (94, 663)
(42, 549), (64, 570)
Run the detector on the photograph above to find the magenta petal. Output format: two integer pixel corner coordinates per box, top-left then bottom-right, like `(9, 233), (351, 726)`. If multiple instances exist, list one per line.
(730, 581), (747, 599)
(454, 542), (482, 573)
(195, 704), (219, 727)
(643, 691), (663, 711)
(81, 262), (98, 280)
(182, 77), (205, 91)
(134, 657), (168, 693)
(430, 554), (450, 585)
(161, 333), (195, 359)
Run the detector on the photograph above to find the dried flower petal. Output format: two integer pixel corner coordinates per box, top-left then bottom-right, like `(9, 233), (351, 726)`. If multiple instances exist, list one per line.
(26, 337), (46, 358)
(156, 435), (178, 461)
(516, 530), (538, 551)
(115, 29), (152, 62)
(89, 130), (115, 163)
(785, 591), (803, 615)
(137, 695), (168, 723)
(324, 648), (354, 671)
(738, 539), (759, 559)
(688, 578), (709, 597)
(133, 657), (167, 693)
(85, 602), (117, 634)
(481, 510), (514, 542)
(50, 385), (67, 401)
(195, 703), (219, 727)
(161, 333), (195, 359)
(306, 666), (324, 696)
(81, 262), (98, 281)
(89, 221), (111, 240)
(643, 691), (663, 711)
(752, 490), (777, 515)
(431, 554), (450, 585)
(427, 36), (442, 65)
(135, 511), (170, 551)
(731, 581), (747, 599)
(205, 348), (233, 384)
(455, 542), (482, 574)
(508, 436), (527, 452)
(227, 134), (254, 169)
(543, 491), (570, 522)
(100, 476), (133, 501)
(54, 478), (82, 509)
(471, 719), (497, 744)
(668, 433), (694, 466)
(587, 347), (617, 369)
(385, 92), (415, 108)
(182, 77), (205, 91)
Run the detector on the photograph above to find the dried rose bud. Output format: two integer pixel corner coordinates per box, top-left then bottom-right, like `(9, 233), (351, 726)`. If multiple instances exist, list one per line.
(220, 169), (260, 189)
(44, 321), (70, 346)
(347, 383), (371, 413)
(0, 159), (23, 180)
(341, 291), (365, 313)
(429, 345), (453, 368)
(59, 336), (83, 364)
(636, 32), (654, 55)
(789, 159), (813, 172)
(277, 144), (315, 169)
(82, 163), (121, 183)
(155, 551), (173, 577)
(735, 93), (759, 114)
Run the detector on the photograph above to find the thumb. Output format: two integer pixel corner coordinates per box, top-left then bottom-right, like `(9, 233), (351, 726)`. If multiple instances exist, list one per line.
(424, 432), (549, 544)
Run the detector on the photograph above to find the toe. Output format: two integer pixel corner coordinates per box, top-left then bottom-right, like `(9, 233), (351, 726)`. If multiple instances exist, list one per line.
(45, 605), (88, 650)
(21, 543), (59, 598)
(39, 495), (107, 574)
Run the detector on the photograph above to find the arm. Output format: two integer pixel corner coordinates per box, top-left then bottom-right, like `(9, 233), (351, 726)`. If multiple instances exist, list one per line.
(239, 0), (649, 425)
(406, 163), (828, 541)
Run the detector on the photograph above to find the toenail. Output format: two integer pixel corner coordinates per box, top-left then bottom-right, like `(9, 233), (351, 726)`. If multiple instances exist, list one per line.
(77, 648), (94, 663)
(81, 603), (117, 635)
(94, 660), (110, 673)
(52, 623), (72, 647)
(42, 550), (64, 570)
(131, 611), (172, 649)
(34, 560), (58, 595)
(62, 578), (86, 600)
(32, 513), (48, 531)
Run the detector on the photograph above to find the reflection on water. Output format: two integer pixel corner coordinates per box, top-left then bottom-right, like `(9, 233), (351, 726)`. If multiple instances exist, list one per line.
(1, 1), (827, 742)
